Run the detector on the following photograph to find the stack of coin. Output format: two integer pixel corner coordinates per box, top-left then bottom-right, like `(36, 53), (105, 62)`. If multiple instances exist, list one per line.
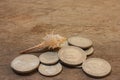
(38, 52), (62, 76)
(68, 36), (94, 56)
(58, 36), (111, 77)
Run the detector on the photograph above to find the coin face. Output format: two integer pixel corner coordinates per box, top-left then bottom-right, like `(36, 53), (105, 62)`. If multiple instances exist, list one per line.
(85, 47), (94, 56)
(11, 54), (40, 73)
(38, 63), (62, 76)
(39, 52), (59, 65)
(82, 58), (111, 77)
(68, 36), (93, 49)
(58, 46), (86, 66)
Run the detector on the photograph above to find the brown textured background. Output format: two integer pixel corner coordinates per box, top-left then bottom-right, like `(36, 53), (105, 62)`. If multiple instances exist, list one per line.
(0, 0), (120, 80)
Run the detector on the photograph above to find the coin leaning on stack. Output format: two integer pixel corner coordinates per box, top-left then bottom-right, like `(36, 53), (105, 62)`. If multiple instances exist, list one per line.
(11, 36), (111, 78)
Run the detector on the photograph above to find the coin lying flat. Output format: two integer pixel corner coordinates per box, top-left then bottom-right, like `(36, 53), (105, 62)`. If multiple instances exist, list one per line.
(85, 47), (94, 56)
(58, 46), (86, 66)
(39, 52), (59, 65)
(82, 58), (111, 77)
(38, 63), (62, 76)
(11, 54), (40, 73)
(68, 36), (93, 49)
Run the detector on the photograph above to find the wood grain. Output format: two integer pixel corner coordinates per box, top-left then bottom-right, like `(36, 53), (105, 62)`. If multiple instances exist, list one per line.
(0, 0), (120, 80)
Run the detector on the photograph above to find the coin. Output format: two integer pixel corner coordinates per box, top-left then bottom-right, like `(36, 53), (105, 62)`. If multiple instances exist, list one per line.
(39, 52), (59, 65)
(85, 47), (94, 56)
(60, 41), (69, 47)
(68, 36), (93, 49)
(11, 54), (40, 73)
(58, 46), (86, 66)
(75, 65), (82, 68)
(82, 58), (111, 77)
(38, 63), (62, 76)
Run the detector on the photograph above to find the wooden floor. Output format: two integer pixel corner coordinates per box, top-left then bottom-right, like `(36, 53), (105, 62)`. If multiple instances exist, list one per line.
(0, 0), (120, 80)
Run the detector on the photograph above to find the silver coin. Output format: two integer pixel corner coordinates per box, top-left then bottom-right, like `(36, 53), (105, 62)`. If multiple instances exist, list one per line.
(39, 52), (59, 65)
(75, 65), (82, 68)
(82, 58), (111, 77)
(60, 41), (69, 47)
(68, 36), (93, 49)
(58, 46), (87, 66)
(38, 63), (62, 76)
(85, 47), (94, 56)
(11, 54), (40, 73)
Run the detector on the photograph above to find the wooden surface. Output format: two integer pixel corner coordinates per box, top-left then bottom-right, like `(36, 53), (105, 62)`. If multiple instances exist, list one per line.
(0, 0), (120, 80)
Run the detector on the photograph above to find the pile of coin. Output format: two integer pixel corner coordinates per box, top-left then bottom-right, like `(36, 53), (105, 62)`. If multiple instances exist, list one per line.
(11, 36), (112, 77)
